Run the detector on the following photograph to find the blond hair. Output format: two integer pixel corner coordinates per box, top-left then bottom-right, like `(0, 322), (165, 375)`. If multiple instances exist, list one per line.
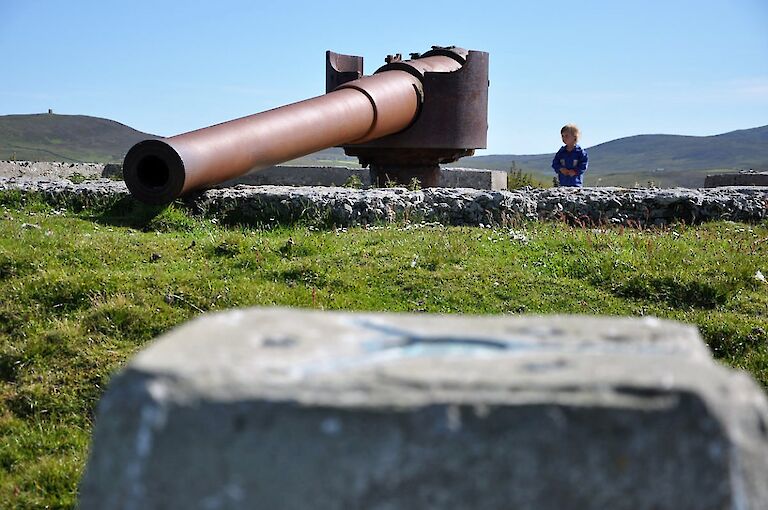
(560, 124), (580, 141)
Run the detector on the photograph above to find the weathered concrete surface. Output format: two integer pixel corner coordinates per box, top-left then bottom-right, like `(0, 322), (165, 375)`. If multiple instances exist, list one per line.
(438, 167), (508, 191)
(79, 308), (768, 510)
(2, 177), (767, 226)
(705, 171), (768, 187)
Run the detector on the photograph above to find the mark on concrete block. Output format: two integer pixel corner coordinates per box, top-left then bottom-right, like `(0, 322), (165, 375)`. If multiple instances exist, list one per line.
(320, 416), (343, 436)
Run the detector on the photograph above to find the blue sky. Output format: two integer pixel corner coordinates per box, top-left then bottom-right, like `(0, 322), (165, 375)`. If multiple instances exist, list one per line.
(1, 0), (766, 155)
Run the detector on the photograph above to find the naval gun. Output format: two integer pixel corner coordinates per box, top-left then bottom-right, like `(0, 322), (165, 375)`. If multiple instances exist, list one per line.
(123, 46), (488, 205)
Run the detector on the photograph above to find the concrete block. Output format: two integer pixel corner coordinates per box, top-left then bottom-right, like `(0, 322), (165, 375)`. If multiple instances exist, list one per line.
(80, 309), (768, 509)
(704, 171), (768, 187)
(439, 166), (507, 190)
(101, 163), (123, 179)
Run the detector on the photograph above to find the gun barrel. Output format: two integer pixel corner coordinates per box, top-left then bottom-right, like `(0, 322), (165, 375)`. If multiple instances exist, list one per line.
(124, 55), (461, 204)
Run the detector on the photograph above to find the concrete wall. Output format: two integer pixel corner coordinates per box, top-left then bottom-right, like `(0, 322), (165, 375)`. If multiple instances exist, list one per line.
(79, 308), (768, 509)
(218, 165), (508, 191)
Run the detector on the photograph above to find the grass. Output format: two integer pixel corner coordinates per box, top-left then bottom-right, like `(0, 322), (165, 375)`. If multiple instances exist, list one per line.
(1, 191), (767, 507)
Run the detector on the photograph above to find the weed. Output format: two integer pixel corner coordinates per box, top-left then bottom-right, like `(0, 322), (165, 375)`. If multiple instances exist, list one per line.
(343, 174), (364, 189)
(82, 295), (160, 341)
(67, 172), (89, 184)
(143, 205), (198, 232)
(507, 168), (549, 189)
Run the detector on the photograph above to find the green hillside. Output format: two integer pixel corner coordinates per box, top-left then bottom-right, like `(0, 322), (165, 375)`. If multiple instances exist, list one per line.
(0, 113), (359, 167)
(0, 113), (153, 163)
(452, 125), (768, 187)
(284, 147), (360, 167)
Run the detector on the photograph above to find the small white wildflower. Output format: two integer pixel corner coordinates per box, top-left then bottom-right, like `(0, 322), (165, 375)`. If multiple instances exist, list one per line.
(410, 255), (419, 268)
(509, 231), (529, 243)
(755, 270), (766, 283)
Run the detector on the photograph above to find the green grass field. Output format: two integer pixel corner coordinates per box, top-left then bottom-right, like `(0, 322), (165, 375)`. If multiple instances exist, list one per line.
(1, 191), (767, 508)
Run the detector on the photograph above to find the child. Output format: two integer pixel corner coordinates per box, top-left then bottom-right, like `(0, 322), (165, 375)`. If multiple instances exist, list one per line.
(552, 124), (588, 187)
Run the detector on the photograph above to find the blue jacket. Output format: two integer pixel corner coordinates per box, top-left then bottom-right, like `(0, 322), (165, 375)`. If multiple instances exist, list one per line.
(552, 145), (588, 187)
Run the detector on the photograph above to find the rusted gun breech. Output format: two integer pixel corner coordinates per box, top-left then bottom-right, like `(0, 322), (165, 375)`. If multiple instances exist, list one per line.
(123, 46), (487, 204)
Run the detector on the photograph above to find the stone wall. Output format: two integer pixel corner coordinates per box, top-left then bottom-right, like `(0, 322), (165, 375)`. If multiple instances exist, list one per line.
(191, 186), (768, 227)
(3, 177), (766, 227)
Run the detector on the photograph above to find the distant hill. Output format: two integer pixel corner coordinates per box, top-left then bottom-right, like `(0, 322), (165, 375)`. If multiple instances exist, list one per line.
(284, 147), (359, 167)
(0, 113), (154, 163)
(450, 125), (768, 187)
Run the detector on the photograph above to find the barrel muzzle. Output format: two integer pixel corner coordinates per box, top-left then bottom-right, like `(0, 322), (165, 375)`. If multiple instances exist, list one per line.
(123, 139), (186, 205)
